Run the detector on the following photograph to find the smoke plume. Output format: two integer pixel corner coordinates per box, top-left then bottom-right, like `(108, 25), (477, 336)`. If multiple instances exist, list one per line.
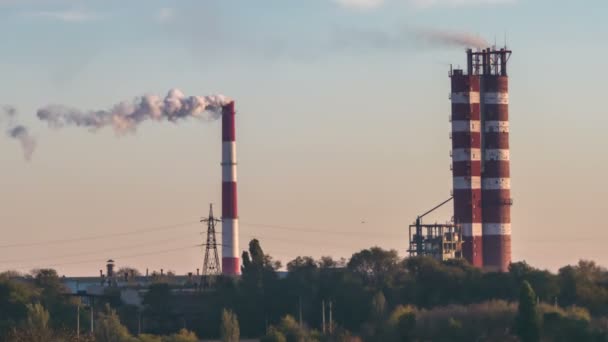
(9, 125), (36, 161)
(2, 106), (37, 161)
(37, 89), (231, 134)
(415, 29), (488, 49)
(2, 105), (16, 118)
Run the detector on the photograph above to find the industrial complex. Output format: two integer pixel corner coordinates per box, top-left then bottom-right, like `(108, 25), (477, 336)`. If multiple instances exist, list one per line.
(409, 47), (513, 272)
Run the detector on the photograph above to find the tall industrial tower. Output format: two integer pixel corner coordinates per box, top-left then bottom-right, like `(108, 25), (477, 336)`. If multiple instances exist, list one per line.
(450, 66), (483, 267)
(450, 47), (513, 272)
(221, 101), (240, 276)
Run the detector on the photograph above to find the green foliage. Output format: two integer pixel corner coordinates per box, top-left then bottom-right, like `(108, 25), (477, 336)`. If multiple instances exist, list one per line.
(2, 240), (608, 341)
(11, 303), (53, 342)
(143, 283), (176, 334)
(161, 329), (199, 342)
(382, 305), (416, 342)
(136, 335), (162, 342)
(95, 303), (135, 342)
(347, 247), (400, 289)
(220, 309), (240, 342)
(278, 315), (307, 342)
(371, 291), (386, 320)
(261, 326), (287, 342)
(134, 329), (198, 342)
(263, 315), (320, 342)
(25, 303), (51, 334)
(239, 239), (282, 336)
(0, 277), (36, 338)
(516, 281), (541, 342)
(558, 260), (608, 315)
(415, 301), (518, 341)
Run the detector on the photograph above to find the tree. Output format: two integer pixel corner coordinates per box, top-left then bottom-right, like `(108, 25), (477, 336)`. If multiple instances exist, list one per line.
(276, 315), (310, 342)
(161, 329), (199, 342)
(25, 303), (51, 334)
(116, 267), (141, 280)
(0, 278), (35, 338)
(136, 335), (162, 342)
(239, 239), (281, 336)
(95, 304), (134, 342)
(8, 303), (53, 342)
(384, 305), (416, 342)
(143, 283), (175, 334)
(220, 309), (240, 342)
(516, 281), (540, 342)
(347, 247), (400, 288)
(371, 292), (386, 320)
(0, 270), (22, 279)
(260, 327), (287, 342)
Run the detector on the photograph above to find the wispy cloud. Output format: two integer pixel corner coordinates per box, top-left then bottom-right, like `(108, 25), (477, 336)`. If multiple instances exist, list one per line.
(333, 0), (385, 10)
(411, 0), (516, 8)
(157, 7), (175, 23)
(334, 0), (516, 9)
(27, 9), (96, 23)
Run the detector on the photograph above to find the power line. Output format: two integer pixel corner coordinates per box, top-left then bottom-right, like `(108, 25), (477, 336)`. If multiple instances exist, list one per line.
(241, 234), (373, 250)
(0, 221), (199, 249)
(0, 219), (405, 250)
(0, 231), (368, 269)
(240, 222), (405, 238)
(6, 244), (200, 272)
(0, 233), (200, 265)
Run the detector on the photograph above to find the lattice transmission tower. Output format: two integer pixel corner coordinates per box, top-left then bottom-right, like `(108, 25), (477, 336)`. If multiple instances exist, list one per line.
(201, 204), (221, 280)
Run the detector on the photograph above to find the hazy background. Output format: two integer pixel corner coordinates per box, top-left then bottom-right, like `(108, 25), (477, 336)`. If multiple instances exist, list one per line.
(1, 0), (607, 276)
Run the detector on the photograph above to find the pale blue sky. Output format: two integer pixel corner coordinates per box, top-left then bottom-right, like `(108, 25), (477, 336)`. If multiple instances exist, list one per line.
(1, 0), (608, 275)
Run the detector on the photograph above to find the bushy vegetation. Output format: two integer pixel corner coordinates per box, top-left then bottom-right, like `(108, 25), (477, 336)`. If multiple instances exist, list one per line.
(2, 239), (608, 341)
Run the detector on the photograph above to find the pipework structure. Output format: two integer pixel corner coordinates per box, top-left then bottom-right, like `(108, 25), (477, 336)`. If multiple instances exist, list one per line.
(221, 102), (240, 276)
(449, 47), (513, 272)
(408, 223), (463, 261)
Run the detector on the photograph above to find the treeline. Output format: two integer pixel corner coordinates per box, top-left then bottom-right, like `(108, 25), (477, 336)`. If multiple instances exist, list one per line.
(1, 239), (608, 341)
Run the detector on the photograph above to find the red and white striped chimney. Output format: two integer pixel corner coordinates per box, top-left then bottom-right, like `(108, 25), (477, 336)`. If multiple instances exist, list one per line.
(221, 101), (240, 276)
(450, 48), (513, 272)
(450, 69), (483, 267)
(481, 53), (512, 272)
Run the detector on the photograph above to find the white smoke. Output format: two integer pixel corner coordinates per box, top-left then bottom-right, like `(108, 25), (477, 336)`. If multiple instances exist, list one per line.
(37, 89), (232, 134)
(2, 105), (37, 161)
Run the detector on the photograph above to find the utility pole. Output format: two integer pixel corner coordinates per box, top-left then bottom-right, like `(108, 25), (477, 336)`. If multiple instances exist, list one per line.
(90, 297), (94, 334)
(322, 300), (326, 334)
(76, 301), (80, 340)
(298, 296), (303, 327)
(138, 310), (142, 335)
(329, 300), (333, 334)
(201, 204), (221, 286)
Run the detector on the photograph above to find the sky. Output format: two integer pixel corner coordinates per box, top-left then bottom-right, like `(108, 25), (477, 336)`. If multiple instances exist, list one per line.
(1, 0), (608, 276)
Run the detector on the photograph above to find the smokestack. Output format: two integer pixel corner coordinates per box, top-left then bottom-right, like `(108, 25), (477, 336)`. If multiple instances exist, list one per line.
(481, 50), (512, 272)
(221, 101), (240, 276)
(106, 259), (115, 278)
(450, 67), (483, 267)
(449, 48), (513, 272)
